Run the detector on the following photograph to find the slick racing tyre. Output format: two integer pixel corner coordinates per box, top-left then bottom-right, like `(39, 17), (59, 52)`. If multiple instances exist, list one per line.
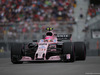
(63, 42), (75, 62)
(74, 42), (86, 60)
(11, 43), (23, 64)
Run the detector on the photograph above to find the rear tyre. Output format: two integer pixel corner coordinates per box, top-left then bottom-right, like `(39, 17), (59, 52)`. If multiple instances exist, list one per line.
(63, 42), (75, 62)
(74, 42), (86, 60)
(11, 43), (23, 64)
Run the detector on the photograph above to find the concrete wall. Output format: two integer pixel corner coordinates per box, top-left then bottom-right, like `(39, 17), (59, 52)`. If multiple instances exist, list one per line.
(85, 20), (100, 52)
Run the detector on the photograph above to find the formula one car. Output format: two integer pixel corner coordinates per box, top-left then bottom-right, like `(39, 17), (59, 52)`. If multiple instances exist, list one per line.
(11, 28), (86, 64)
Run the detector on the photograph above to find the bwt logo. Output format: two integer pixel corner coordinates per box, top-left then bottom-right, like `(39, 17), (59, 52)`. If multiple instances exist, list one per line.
(39, 46), (46, 49)
(39, 46), (46, 51)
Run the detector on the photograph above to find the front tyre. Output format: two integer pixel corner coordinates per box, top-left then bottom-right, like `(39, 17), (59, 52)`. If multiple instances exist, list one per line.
(63, 42), (75, 62)
(11, 43), (23, 64)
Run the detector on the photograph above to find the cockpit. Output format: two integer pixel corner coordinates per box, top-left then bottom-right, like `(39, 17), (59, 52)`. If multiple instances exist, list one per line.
(46, 32), (53, 36)
(40, 39), (57, 43)
(45, 39), (53, 42)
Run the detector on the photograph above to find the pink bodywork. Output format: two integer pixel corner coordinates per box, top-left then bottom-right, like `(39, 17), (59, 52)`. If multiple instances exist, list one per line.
(21, 31), (72, 61)
(45, 36), (53, 40)
(34, 31), (59, 60)
(45, 31), (57, 40)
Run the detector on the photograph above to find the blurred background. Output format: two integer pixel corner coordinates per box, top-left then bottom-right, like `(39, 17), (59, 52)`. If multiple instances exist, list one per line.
(0, 0), (100, 57)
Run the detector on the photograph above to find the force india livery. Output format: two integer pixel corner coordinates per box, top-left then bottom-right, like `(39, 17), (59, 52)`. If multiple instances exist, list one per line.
(11, 28), (86, 64)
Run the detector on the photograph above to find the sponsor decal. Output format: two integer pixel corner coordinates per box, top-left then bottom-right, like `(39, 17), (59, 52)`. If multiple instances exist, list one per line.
(53, 39), (57, 43)
(66, 54), (70, 59)
(39, 46), (46, 51)
(39, 43), (47, 45)
(39, 45), (45, 48)
(40, 39), (44, 42)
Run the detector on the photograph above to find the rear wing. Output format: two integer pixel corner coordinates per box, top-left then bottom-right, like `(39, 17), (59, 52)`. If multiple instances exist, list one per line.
(55, 34), (72, 40)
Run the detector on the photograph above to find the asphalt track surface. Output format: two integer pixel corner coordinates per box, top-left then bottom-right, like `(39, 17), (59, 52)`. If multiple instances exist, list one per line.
(0, 57), (100, 75)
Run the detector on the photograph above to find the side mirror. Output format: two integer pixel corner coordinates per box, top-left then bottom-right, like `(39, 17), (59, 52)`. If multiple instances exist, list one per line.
(33, 40), (37, 42)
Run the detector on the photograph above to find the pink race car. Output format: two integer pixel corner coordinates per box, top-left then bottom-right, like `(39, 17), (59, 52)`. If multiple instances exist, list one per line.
(11, 28), (86, 64)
